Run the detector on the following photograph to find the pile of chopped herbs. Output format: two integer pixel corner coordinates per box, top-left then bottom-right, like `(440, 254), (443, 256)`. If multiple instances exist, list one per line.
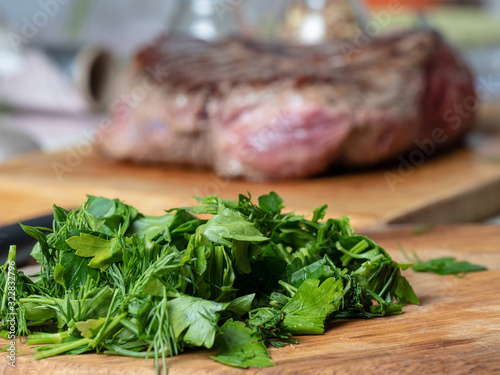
(0, 192), (419, 373)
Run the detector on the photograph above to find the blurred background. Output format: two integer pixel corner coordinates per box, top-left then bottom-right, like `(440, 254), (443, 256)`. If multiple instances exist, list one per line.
(1, 0), (500, 264)
(0, 0), (499, 158)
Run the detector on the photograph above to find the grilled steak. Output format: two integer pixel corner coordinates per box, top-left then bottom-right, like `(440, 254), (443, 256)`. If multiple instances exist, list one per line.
(100, 30), (476, 180)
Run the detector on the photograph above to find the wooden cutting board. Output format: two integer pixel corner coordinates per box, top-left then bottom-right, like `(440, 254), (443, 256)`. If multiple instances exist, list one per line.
(2, 224), (499, 374)
(0, 144), (499, 229)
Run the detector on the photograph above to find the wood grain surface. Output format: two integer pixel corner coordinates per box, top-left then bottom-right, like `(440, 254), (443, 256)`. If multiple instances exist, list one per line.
(2, 224), (499, 374)
(0, 145), (499, 230)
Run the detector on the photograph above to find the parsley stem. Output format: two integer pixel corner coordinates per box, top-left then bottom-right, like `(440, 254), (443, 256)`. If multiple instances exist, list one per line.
(90, 312), (127, 348)
(278, 280), (297, 297)
(27, 331), (71, 345)
(377, 267), (399, 298)
(7, 245), (16, 265)
(275, 244), (293, 265)
(103, 344), (169, 358)
(338, 240), (369, 266)
(119, 317), (138, 336)
(1, 246), (16, 315)
(33, 337), (91, 359)
(19, 297), (56, 305)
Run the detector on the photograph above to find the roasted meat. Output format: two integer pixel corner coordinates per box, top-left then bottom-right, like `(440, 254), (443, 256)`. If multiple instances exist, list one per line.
(100, 30), (476, 180)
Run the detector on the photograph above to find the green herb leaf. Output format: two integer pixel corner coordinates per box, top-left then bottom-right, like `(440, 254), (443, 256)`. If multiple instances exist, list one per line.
(168, 294), (229, 348)
(54, 264), (65, 286)
(287, 258), (329, 288)
(232, 240), (252, 274)
(211, 320), (275, 368)
(258, 192), (283, 215)
(227, 294), (255, 315)
(60, 252), (98, 290)
(395, 276), (419, 305)
(24, 302), (57, 321)
(85, 196), (138, 235)
(411, 255), (487, 276)
(128, 214), (174, 241)
(198, 208), (268, 246)
(282, 277), (344, 335)
(247, 307), (282, 330)
(75, 318), (107, 338)
(312, 204), (328, 223)
(66, 233), (122, 270)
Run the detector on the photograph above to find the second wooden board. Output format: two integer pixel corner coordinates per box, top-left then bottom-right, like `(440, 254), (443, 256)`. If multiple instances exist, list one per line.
(0, 146), (499, 228)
